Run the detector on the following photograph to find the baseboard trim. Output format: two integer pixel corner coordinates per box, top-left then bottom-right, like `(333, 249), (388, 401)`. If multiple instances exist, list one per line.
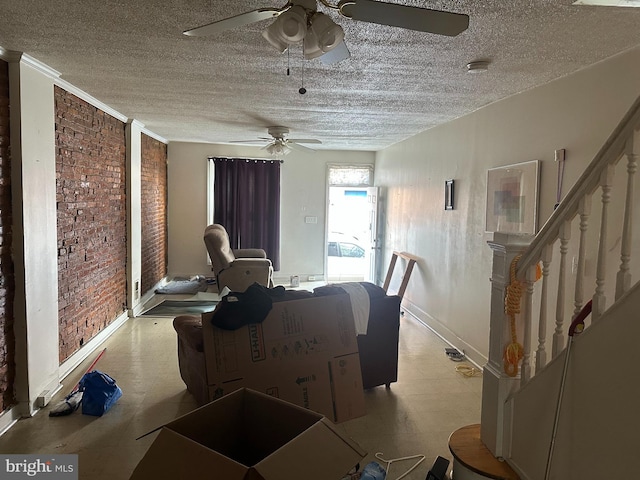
(59, 311), (130, 381)
(0, 405), (22, 437)
(132, 278), (166, 317)
(401, 298), (486, 370)
(1, 311), (130, 436)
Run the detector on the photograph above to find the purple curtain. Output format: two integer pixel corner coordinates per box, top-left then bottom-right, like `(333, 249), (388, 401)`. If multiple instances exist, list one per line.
(212, 157), (281, 271)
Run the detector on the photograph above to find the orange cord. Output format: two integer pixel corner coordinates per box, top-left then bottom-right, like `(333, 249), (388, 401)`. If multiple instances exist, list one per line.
(503, 256), (541, 377)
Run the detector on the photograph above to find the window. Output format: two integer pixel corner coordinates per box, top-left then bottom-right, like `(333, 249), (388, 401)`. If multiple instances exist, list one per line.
(328, 165), (374, 186)
(339, 242), (365, 258)
(207, 157), (282, 270)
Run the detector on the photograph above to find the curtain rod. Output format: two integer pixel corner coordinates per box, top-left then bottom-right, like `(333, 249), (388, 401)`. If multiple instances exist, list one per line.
(207, 156), (284, 164)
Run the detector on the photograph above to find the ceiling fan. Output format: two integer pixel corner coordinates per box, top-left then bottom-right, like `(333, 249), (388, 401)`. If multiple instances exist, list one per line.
(184, 0), (469, 64)
(229, 126), (322, 155)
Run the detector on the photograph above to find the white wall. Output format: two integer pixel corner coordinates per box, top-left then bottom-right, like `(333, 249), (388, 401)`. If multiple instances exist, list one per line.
(374, 47), (640, 364)
(167, 142), (374, 282)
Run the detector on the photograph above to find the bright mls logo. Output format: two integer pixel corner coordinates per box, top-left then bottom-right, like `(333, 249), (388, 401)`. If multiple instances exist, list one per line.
(1, 455), (78, 479)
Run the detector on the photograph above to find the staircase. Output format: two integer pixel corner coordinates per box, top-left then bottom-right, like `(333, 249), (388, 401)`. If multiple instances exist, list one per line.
(476, 94), (640, 480)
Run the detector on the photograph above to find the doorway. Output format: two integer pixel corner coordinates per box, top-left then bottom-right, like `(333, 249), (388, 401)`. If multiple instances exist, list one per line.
(326, 186), (378, 282)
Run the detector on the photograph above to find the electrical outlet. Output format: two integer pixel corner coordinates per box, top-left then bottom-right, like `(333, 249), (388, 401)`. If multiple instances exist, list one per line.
(308, 275), (316, 281)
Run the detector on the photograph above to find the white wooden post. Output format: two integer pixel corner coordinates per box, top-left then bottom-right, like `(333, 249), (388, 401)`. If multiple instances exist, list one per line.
(481, 233), (533, 458)
(573, 195), (592, 319)
(553, 221), (571, 357)
(616, 135), (637, 300)
(520, 265), (536, 386)
(593, 164), (615, 321)
(535, 244), (553, 372)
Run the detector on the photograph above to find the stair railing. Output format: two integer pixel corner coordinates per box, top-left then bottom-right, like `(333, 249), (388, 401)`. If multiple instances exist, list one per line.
(481, 93), (640, 458)
(515, 94), (640, 385)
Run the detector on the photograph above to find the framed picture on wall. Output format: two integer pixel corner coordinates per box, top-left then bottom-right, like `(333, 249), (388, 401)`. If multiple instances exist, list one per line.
(445, 180), (454, 210)
(485, 160), (540, 234)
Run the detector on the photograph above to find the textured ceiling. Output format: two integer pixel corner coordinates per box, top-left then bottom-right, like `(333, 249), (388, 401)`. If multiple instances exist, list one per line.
(1, 1), (640, 150)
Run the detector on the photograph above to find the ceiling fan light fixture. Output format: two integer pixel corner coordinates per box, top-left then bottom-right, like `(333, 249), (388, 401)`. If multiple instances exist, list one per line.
(307, 13), (345, 58)
(266, 139), (291, 156)
(303, 29), (323, 59)
(262, 22), (289, 52)
(262, 5), (308, 51)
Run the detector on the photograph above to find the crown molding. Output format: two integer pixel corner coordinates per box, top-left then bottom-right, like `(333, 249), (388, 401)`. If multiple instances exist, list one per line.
(1, 47), (168, 143)
(128, 119), (168, 144)
(20, 53), (62, 78)
(0, 47), (23, 63)
(54, 76), (128, 123)
(141, 127), (168, 144)
(127, 118), (145, 129)
(1, 49), (128, 123)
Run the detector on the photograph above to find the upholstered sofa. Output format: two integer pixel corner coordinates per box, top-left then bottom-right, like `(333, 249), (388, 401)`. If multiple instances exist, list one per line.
(173, 282), (401, 406)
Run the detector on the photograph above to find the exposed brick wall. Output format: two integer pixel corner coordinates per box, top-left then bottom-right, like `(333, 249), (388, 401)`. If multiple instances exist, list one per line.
(55, 87), (127, 363)
(140, 134), (167, 295)
(0, 60), (16, 413)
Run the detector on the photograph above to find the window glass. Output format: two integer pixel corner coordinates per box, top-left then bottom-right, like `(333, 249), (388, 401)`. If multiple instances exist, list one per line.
(339, 242), (365, 258)
(328, 242), (340, 257)
(328, 165), (373, 186)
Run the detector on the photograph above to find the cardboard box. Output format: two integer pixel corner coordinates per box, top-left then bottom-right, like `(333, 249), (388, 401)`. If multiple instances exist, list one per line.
(202, 293), (365, 423)
(130, 388), (366, 480)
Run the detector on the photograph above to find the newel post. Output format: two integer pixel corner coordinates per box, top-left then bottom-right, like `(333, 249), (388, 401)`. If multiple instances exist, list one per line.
(481, 232), (533, 458)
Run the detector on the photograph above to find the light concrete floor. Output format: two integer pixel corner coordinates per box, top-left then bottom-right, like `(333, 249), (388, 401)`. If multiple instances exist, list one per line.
(0, 296), (482, 479)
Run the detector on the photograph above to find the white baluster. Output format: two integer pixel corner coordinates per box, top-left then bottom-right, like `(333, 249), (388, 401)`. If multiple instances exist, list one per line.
(593, 164), (615, 321)
(520, 265), (536, 386)
(616, 135), (638, 300)
(573, 195), (592, 320)
(536, 244), (552, 372)
(553, 221), (571, 357)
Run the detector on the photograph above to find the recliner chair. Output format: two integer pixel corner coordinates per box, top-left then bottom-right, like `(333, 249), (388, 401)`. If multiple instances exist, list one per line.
(204, 224), (274, 292)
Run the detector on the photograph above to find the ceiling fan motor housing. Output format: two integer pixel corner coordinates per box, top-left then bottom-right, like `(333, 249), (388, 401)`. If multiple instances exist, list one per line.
(268, 126), (290, 139)
(292, 0), (318, 11)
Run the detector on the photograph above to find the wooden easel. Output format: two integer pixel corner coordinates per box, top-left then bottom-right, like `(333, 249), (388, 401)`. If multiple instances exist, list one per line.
(382, 251), (418, 299)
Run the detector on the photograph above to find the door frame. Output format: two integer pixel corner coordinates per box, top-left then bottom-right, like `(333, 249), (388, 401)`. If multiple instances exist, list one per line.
(324, 164), (376, 283)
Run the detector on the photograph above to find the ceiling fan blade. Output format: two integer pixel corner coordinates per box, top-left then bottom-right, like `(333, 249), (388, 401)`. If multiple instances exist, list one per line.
(320, 41), (351, 65)
(342, 0), (469, 36)
(183, 8), (283, 37)
(228, 139), (269, 144)
(288, 139), (322, 144)
(288, 142), (317, 153)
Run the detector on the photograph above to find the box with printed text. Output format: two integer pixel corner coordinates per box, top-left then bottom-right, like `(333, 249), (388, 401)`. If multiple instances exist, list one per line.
(201, 293), (365, 423)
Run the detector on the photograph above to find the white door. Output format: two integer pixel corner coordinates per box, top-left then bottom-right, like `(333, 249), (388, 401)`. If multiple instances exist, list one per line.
(326, 186), (378, 283)
(365, 187), (379, 283)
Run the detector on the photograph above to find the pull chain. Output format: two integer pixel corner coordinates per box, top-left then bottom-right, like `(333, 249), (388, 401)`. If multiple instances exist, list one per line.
(299, 45), (307, 94)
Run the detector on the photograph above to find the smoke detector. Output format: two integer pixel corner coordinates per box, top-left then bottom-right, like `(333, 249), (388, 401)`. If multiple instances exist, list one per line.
(466, 60), (490, 73)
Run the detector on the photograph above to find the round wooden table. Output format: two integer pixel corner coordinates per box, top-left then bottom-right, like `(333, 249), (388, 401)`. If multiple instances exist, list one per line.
(448, 424), (520, 480)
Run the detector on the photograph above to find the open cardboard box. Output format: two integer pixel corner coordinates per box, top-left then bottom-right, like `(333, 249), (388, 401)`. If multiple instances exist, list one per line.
(202, 293), (365, 423)
(130, 388), (366, 480)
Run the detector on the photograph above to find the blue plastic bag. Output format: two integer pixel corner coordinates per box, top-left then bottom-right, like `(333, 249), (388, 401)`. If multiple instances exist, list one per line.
(79, 370), (122, 416)
(361, 461), (386, 480)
